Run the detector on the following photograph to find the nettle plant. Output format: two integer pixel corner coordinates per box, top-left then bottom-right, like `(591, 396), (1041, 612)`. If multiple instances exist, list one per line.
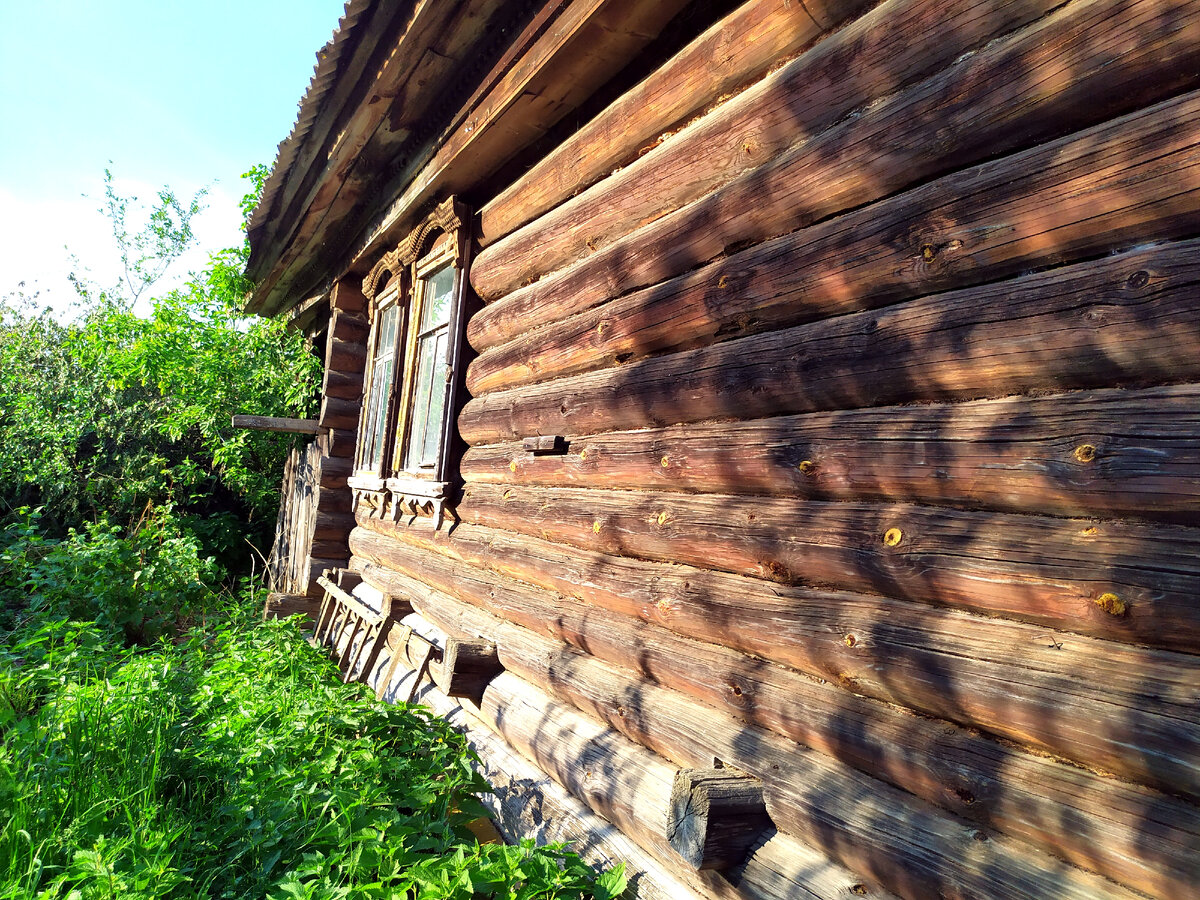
(0, 615), (627, 900)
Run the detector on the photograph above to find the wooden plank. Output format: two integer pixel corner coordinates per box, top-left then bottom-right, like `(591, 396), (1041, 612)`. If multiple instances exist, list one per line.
(319, 427), (357, 459)
(390, 577), (1154, 900)
(350, 528), (1200, 899)
(231, 414), (320, 434)
(318, 395), (360, 431)
(459, 238), (1200, 446)
(462, 385), (1200, 524)
(323, 369), (364, 400)
(469, 0), (1200, 325)
(325, 337), (366, 373)
(477, 0), (874, 247)
(262, 591), (321, 621)
(457, 481), (1200, 654)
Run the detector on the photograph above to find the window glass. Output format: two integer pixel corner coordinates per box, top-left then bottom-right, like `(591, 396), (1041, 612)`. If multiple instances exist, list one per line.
(359, 303), (399, 472)
(420, 264), (455, 330)
(403, 264), (454, 472)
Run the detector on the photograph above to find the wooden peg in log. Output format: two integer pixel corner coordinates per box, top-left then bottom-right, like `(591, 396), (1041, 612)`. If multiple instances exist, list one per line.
(667, 767), (771, 871)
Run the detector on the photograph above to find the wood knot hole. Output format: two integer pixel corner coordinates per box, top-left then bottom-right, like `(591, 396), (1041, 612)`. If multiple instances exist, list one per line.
(954, 788), (976, 805)
(660, 455), (670, 468)
(883, 528), (903, 547)
(850, 886), (868, 897)
(1095, 592), (1127, 617)
(593, 520), (602, 533)
(921, 244), (937, 262)
(730, 684), (743, 697)
(509, 460), (517, 473)
(1127, 270), (1150, 289)
(798, 459), (817, 475)
(1074, 444), (1096, 463)
(717, 274), (728, 289)
(843, 634), (857, 647)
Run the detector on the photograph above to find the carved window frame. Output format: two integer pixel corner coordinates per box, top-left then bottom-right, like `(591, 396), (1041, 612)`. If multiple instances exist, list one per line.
(349, 197), (470, 528)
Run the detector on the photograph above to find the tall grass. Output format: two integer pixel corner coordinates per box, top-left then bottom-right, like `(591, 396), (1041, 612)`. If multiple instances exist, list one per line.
(0, 518), (624, 900)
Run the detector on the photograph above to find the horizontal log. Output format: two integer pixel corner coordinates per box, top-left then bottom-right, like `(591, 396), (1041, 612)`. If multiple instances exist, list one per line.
(329, 278), (367, 315)
(468, 0), (1200, 349)
(318, 395), (360, 432)
(322, 369), (364, 401)
(351, 526), (1200, 897)
(460, 238), (1200, 445)
(458, 482), (1200, 653)
(309, 538), (348, 560)
(482, 671), (678, 855)
(462, 385), (1200, 524)
(318, 456), (353, 491)
(668, 768), (771, 871)
(468, 118), (1200, 400)
(230, 414), (319, 434)
(409, 680), (756, 900)
(319, 427), (357, 459)
(476, 0), (872, 246)
(328, 308), (370, 345)
(473, 0), (1090, 301)
(325, 336), (366, 374)
(311, 510), (355, 543)
(391, 573), (1150, 900)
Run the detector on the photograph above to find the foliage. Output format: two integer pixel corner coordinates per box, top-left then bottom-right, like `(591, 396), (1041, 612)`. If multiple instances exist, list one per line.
(0, 508), (217, 643)
(0, 604), (625, 899)
(0, 168), (320, 567)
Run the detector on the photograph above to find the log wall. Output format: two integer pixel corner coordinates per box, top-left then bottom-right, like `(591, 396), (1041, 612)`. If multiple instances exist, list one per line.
(340, 0), (1200, 896)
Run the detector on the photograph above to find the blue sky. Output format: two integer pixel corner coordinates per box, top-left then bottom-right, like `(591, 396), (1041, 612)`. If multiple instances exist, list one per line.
(0, 0), (347, 313)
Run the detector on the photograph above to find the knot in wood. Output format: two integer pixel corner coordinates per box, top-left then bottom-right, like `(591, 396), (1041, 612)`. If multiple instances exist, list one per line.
(1095, 592), (1128, 617)
(798, 459), (817, 476)
(1127, 269), (1150, 289)
(1074, 444), (1096, 463)
(843, 634), (857, 648)
(660, 455), (670, 468)
(921, 243), (937, 262)
(883, 527), (903, 547)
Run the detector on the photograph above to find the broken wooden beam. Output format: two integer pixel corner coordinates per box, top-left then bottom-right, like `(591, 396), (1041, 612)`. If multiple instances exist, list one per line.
(231, 414), (320, 434)
(667, 768), (771, 871)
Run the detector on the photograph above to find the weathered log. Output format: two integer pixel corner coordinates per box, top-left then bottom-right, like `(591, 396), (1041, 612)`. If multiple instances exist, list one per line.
(394, 578), (1152, 900)
(322, 369), (364, 401)
(351, 527), (1200, 898)
(462, 385), (1200, 525)
(328, 307), (369, 345)
(329, 277), (367, 315)
(317, 456), (353, 491)
(458, 482), (1200, 653)
(318, 395), (360, 432)
(312, 510), (355, 542)
(482, 671), (678, 855)
(438, 637), (503, 698)
(230, 415), (319, 434)
(668, 769), (771, 871)
(309, 538), (348, 560)
(469, 129), (1200, 398)
(469, 0), (1200, 344)
(325, 337), (366, 374)
(319, 427), (356, 459)
(460, 239), (1200, 445)
(408, 680), (757, 900)
(477, 0), (873, 246)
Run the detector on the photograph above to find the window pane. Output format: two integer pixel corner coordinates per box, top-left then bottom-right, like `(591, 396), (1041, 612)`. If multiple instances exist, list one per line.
(420, 264), (455, 332)
(419, 330), (449, 467)
(404, 328), (448, 471)
(364, 356), (393, 470)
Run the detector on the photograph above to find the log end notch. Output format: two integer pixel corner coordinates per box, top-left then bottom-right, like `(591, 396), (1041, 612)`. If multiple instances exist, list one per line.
(666, 767), (771, 871)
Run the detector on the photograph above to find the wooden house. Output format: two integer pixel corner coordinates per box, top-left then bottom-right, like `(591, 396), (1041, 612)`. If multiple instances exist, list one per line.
(244, 0), (1200, 896)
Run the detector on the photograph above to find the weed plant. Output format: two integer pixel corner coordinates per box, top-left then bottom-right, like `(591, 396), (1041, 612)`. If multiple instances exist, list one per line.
(0, 519), (625, 900)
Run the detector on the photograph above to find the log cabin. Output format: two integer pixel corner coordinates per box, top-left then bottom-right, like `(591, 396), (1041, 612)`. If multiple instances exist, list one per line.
(244, 0), (1200, 896)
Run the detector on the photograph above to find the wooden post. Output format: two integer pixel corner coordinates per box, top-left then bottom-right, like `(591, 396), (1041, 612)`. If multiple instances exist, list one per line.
(231, 414), (320, 434)
(667, 768), (771, 870)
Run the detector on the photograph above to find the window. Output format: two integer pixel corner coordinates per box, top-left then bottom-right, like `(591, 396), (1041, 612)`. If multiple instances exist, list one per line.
(350, 198), (469, 527)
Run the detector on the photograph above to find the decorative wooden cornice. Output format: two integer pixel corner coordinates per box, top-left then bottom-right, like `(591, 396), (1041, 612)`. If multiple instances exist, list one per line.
(362, 197), (468, 301)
